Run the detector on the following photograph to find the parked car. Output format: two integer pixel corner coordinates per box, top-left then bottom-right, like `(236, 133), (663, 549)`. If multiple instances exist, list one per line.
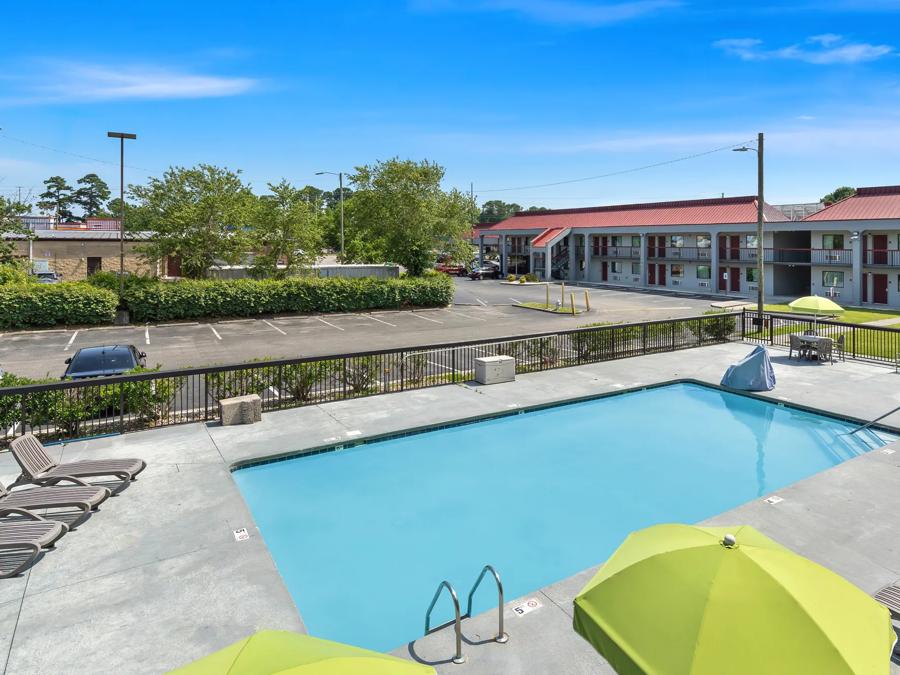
(63, 345), (147, 380)
(34, 271), (61, 284)
(434, 260), (469, 276)
(468, 261), (501, 280)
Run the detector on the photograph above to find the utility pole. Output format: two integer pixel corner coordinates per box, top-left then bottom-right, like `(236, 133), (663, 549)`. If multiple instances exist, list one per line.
(756, 132), (765, 320)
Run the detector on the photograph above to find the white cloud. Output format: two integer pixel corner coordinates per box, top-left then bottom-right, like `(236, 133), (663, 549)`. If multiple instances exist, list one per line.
(714, 34), (894, 64)
(2, 61), (258, 106)
(410, 0), (680, 25)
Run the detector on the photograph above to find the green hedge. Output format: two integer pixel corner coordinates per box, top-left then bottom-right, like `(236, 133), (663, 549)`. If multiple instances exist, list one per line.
(0, 282), (118, 329)
(120, 275), (454, 322)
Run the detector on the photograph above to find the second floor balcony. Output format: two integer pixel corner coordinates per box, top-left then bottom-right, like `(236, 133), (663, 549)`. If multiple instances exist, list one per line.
(720, 248), (852, 266)
(865, 250), (900, 267)
(645, 246), (712, 262)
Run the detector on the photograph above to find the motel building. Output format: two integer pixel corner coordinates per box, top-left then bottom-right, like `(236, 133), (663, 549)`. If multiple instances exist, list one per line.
(475, 185), (900, 309)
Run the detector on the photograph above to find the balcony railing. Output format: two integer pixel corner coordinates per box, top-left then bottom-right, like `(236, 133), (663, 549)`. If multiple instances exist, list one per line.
(596, 246), (641, 259)
(865, 250), (900, 267)
(718, 248), (851, 265)
(645, 247), (712, 262)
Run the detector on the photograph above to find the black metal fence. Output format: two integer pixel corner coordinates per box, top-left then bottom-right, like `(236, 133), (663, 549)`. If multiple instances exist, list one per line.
(0, 313), (741, 446)
(742, 310), (900, 366)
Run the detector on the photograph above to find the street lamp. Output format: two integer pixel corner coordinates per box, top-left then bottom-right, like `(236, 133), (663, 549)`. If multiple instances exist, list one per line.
(315, 171), (345, 261)
(107, 131), (137, 310)
(733, 132), (765, 322)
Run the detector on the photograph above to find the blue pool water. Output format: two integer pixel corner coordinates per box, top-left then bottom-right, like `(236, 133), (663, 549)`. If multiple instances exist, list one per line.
(233, 382), (892, 652)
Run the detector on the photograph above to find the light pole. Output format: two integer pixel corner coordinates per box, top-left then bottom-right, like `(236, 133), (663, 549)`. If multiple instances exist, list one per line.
(733, 132), (765, 322)
(107, 131), (137, 307)
(315, 171), (345, 261)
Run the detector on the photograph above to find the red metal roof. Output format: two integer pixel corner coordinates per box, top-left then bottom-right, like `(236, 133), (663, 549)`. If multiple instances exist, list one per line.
(480, 196), (787, 232)
(804, 185), (900, 222)
(529, 227), (568, 248)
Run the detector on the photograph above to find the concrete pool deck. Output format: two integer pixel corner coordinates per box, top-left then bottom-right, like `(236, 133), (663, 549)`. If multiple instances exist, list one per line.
(2, 341), (900, 673)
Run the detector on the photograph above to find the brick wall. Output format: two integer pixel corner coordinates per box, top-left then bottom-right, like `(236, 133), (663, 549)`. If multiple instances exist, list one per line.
(13, 240), (157, 281)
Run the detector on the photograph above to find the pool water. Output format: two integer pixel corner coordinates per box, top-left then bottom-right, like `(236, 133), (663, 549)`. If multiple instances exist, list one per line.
(233, 382), (892, 652)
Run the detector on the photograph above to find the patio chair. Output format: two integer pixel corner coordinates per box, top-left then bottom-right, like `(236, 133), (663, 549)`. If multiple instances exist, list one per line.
(835, 334), (846, 362)
(0, 509), (68, 578)
(9, 433), (146, 495)
(789, 334), (810, 361)
(803, 329), (817, 336)
(874, 582), (900, 621)
(817, 338), (834, 364)
(0, 478), (111, 529)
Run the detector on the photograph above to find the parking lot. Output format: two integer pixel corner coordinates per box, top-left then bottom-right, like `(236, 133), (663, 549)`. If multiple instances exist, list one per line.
(0, 280), (722, 379)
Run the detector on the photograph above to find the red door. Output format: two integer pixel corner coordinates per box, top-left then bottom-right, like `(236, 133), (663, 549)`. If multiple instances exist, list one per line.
(601, 261), (608, 281)
(648, 264), (656, 285)
(873, 235), (888, 265)
(874, 273), (888, 304)
(657, 264), (666, 286)
(166, 256), (182, 277)
(647, 235), (657, 259)
(862, 274), (868, 303)
(729, 236), (740, 261)
(656, 238), (665, 258)
(718, 267), (727, 291)
(730, 267), (740, 292)
(718, 235), (727, 261)
(600, 236), (608, 257)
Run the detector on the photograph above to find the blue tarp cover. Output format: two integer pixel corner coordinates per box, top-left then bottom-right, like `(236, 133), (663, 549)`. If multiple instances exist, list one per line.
(720, 345), (776, 391)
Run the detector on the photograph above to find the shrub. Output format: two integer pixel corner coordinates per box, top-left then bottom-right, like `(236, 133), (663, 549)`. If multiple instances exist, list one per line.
(690, 310), (737, 341)
(122, 275), (454, 323)
(523, 273), (539, 282)
(0, 282), (117, 329)
(0, 262), (32, 285)
(507, 274), (516, 282)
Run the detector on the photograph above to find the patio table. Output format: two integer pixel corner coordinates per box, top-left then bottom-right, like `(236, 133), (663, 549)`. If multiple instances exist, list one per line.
(798, 334), (830, 361)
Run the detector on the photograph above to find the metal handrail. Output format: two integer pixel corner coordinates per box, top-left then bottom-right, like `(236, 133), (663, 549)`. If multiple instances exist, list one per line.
(465, 564), (509, 644)
(425, 580), (466, 664)
(846, 405), (900, 436)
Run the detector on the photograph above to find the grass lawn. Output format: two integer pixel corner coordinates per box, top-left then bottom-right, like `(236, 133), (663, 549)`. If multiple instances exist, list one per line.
(520, 301), (584, 315)
(763, 304), (900, 325)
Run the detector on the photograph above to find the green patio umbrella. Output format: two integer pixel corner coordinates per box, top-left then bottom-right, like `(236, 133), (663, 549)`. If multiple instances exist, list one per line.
(169, 630), (436, 675)
(573, 524), (895, 675)
(788, 295), (844, 330)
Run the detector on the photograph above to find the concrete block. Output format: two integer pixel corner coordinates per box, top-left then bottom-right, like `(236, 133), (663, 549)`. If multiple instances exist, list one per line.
(219, 394), (262, 426)
(475, 355), (516, 385)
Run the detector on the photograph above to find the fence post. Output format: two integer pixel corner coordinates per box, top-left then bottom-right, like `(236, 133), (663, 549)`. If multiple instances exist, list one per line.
(741, 308), (746, 340)
(642, 324), (648, 354)
(852, 325), (857, 359)
(671, 322), (676, 351)
(452, 348), (457, 384)
(342, 358), (348, 399)
(768, 313), (774, 345)
(400, 351), (405, 391)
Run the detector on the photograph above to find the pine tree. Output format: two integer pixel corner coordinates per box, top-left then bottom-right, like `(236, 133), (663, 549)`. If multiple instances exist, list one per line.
(74, 173), (111, 218)
(37, 176), (76, 222)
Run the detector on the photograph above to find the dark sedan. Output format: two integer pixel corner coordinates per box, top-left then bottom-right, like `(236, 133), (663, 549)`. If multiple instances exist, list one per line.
(63, 345), (147, 379)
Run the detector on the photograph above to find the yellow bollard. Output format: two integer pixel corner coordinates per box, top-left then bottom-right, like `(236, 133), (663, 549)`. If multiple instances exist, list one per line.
(584, 290), (591, 312)
(561, 281), (566, 305)
(545, 283), (550, 309)
(570, 292), (576, 315)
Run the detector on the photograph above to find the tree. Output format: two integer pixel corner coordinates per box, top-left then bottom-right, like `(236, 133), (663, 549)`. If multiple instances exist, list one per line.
(74, 173), (111, 218)
(525, 205), (550, 212)
(345, 158), (477, 275)
(129, 165), (257, 278)
(251, 180), (323, 278)
(479, 200), (522, 223)
(0, 195), (32, 264)
(822, 186), (856, 205)
(37, 176), (76, 222)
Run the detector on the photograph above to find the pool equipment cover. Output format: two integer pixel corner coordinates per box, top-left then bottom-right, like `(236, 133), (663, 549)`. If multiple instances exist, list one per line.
(720, 345), (775, 391)
(573, 524), (896, 675)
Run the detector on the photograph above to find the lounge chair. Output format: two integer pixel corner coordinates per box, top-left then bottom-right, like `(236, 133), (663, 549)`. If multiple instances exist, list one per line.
(0, 479), (111, 529)
(9, 433), (146, 495)
(789, 334), (809, 361)
(0, 509), (68, 578)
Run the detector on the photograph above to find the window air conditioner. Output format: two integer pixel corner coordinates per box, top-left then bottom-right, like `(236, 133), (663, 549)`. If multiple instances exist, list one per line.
(671, 279), (681, 286)
(698, 281), (710, 288)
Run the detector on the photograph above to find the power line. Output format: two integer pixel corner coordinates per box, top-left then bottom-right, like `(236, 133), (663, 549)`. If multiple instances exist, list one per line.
(0, 129), (159, 176)
(475, 138), (757, 194)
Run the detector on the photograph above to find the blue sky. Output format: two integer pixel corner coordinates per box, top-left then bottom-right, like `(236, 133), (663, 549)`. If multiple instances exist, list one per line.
(2, 0), (899, 209)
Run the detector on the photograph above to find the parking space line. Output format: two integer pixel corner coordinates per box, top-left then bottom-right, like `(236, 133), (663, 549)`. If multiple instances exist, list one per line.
(476, 298), (487, 306)
(262, 320), (287, 335)
(145, 326), (150, 345)
(365, 314), (396, 327)
(317, 317), (345, 331)
(64, 331), (79, 351)
(409, 312), (443, 324)
(208, 325), (222, 340)
(510, 298), (523, 304)
(444, 309), (486, 322)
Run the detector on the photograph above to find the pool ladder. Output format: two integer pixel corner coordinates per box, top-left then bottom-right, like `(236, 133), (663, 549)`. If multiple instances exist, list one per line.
(424, 564), (509, 665)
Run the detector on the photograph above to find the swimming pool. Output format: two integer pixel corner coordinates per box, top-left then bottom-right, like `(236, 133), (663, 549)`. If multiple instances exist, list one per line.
(233, 382), (893, 652)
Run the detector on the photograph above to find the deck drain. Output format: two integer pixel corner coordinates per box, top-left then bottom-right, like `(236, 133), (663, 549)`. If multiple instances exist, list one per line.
(764, 495), (784, 505)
